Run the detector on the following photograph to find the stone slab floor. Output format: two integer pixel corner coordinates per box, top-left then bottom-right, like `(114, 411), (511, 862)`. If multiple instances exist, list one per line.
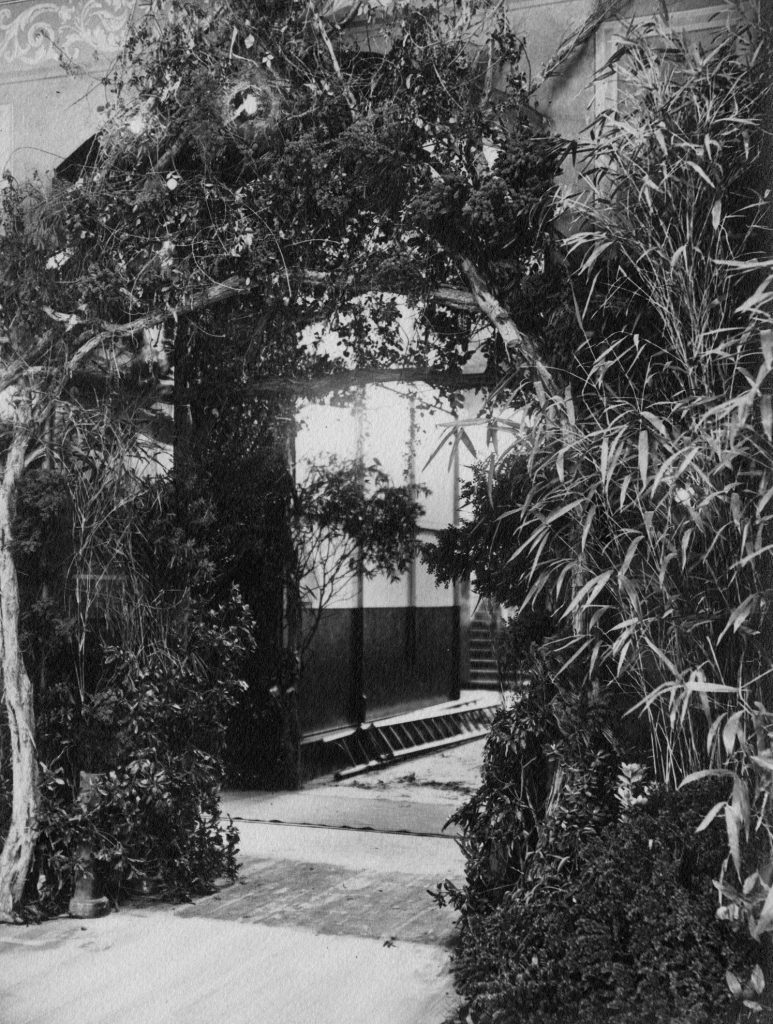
(0, 736), (487, 1024)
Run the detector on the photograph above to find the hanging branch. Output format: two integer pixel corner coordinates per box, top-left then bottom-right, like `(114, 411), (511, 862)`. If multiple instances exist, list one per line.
(310, 2), (358, 115)
(532, 0), (628, 91)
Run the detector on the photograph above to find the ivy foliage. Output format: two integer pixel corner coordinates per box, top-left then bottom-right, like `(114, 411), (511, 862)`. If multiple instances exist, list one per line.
(1, 0), (565, 399)
(3, 465), (254, 912)
(450, 781), (758, 1024)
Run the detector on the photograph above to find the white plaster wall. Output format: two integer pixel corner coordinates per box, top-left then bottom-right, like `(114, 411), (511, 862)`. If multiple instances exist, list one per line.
(361, 385), (411, 483)
(0, 0), (136, 181)
(362, 568), (409, 608)
(412, 392), (457, 532)
(297, 399), (361, 465)
(0, 71), (108, 181)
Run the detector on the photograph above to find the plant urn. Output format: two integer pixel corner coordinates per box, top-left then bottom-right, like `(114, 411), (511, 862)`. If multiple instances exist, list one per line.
(68, 771), (109, 919)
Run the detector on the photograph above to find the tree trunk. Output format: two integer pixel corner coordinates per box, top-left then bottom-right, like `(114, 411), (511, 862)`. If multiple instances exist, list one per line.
(0, 418), (38, 923)
(279, 404), (302, 790)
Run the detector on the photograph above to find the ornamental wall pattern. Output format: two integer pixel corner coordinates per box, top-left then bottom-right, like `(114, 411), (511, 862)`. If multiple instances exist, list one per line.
(0, 0), (135, 73)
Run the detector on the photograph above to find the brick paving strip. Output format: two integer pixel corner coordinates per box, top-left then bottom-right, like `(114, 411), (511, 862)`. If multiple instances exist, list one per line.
(0, 738), (486, 1024)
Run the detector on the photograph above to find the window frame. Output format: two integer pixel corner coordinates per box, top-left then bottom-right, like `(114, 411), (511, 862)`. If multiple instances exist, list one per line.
(594, 4), (735, 114)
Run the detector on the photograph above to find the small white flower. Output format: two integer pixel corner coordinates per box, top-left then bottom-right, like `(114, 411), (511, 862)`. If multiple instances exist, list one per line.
(482, 144), (499, 169)
(45, 249), (73, 270)
(242, 93), (260, 117)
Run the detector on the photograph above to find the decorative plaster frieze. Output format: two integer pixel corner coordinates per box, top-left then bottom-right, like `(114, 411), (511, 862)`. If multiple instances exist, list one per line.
(0, 1), (134, 69)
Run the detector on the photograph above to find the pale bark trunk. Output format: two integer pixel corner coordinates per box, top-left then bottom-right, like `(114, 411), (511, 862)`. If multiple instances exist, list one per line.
(532, 0), (628, 91)
(0, 415), (38, 923)
(458, 257), (554, 401)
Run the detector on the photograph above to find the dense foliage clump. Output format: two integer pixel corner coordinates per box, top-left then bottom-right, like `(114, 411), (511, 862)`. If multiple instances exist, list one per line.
(424, 9), (773, 1021)
(1, 467), (253, 911)
(451, 782), (757, 1024)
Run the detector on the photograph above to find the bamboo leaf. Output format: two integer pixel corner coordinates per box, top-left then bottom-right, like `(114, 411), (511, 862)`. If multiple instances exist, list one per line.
(757, 485), (773, 517)
(743, 873), (760, 896)
(616, 638), (632, 676)
(619, 473), (632, 512)
(638, 429), (649, 486)
(545, 499), (584, 525)
(686, 160), (715, 187)
(737, 273), (773, 316)
(685, 681), (738, 694)
(754, 884), (773, 939)
(761, 329), (773, 372)
(696, 800), (727, 833)
(564, 386), (576, 427)
(641, 411), (667, 436)
(707, 711), (726, 758)
(580, 503), (596, 552)
(726, 971), (743, 999)
(600, 435), (609, 486)
(730, 492), (742, 526)
(422, 428), (457, 471)
(718, 596), (756, 643)
(722, 710), (745, 757)
(561, 569), (614, 622)
(751, 964), (766, 995)
(761, 394), (773, 443)
(680, 528), (693, 569)
(619, 534), (643, 577)
(670, 244), (687, 268)
(679, 768), (735, 788)
(711, 199), (722, 230)
(724, 803), (742, 879)
(485, 453), (495, 504)
(732, 777), (751, 838)
(458, 428), (476, 459)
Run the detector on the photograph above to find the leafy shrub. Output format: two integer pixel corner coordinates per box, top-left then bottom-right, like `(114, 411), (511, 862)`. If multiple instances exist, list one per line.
(494, 613), (554, 685)
(452, 782), (759, 1024)
(423, 453), (552, 613)
(441, 657), (620, 915)
(5, 474), (254, 915)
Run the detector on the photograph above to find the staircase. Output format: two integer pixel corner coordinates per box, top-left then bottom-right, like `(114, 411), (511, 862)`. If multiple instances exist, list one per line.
(467, 606), (501, 688)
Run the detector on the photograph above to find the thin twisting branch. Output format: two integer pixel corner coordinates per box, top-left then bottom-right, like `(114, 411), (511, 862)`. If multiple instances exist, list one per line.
(310, 2), (358, 114)
(532, 0), (627, 91)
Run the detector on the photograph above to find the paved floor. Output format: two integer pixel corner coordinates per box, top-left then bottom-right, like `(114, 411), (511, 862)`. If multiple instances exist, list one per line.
(0, 736), (488, 1024)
